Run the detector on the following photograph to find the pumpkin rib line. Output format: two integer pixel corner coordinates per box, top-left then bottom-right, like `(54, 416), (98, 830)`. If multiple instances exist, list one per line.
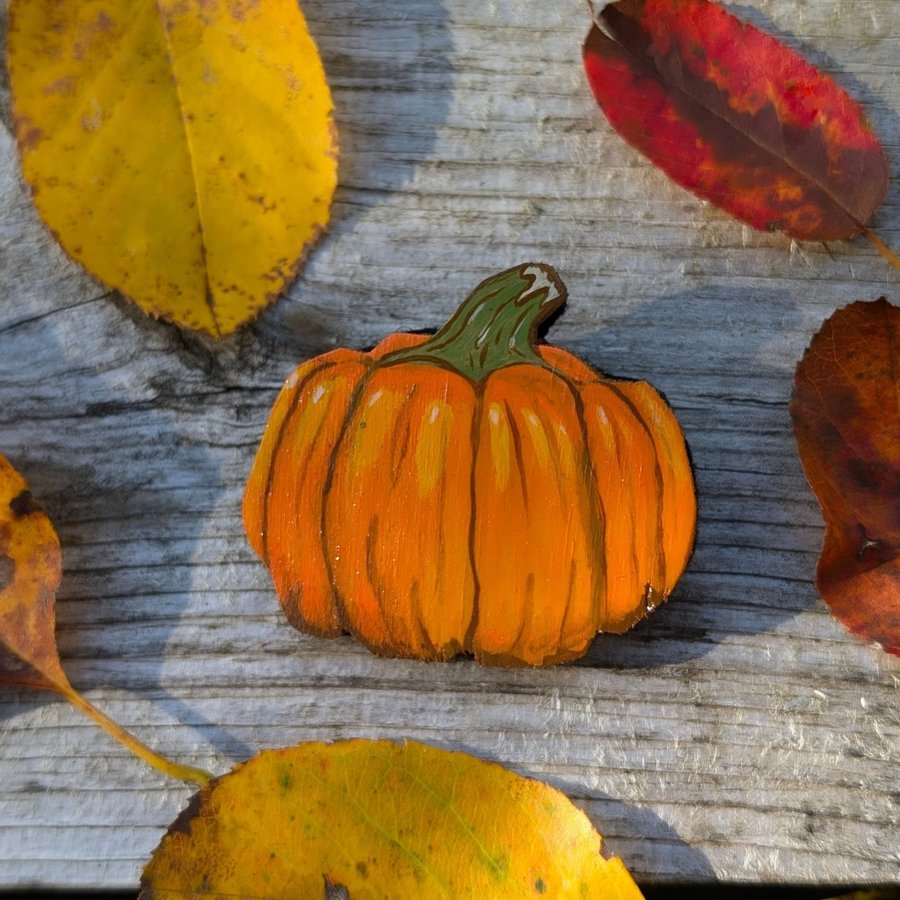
(319, 360), (379, 637)
(390, 383), (418, 486)
(381, 381), (437, 659)
(462, 381), (485, 656)
(502, 400), (534, 660)
(559, 558), (580, 664)
(414, 396), (456, 661)
(408, 578), (440, 661)
(511, 572), (537, 663)
(435, 413), (457, 659)
(594, 385), (642, 622)
(503, 399), (530, 509)
(560, 377), (607, 649)
(362, 513), (392, 653)
(605, 382), (668, 595)
(259, 360), (335, 570)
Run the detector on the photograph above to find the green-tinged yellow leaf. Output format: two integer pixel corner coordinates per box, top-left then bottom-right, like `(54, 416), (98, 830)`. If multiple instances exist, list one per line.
(140, 739), (645, 899)
(8, 0), (337, 336)
(0, 452), (210, 785)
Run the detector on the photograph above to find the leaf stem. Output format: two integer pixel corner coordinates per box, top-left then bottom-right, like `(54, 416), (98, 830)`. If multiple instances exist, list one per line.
(862, 226), (900, 272)
(58, 682), (213, 786)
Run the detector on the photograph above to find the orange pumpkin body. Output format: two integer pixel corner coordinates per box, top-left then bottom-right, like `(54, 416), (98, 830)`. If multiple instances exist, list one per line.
(244, 264), (696, 666)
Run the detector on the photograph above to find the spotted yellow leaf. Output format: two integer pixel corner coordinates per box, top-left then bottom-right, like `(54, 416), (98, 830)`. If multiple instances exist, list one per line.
(8, 0), (337, 336)
(140, 739), (645, 898)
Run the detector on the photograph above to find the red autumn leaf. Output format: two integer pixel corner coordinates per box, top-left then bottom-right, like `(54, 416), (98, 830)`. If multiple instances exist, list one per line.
(790, 299), (900, 657)
(582, 0), (888, 243)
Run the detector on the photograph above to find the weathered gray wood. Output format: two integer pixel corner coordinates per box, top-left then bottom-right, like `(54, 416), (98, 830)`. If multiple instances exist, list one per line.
(1, 0), (898, 889)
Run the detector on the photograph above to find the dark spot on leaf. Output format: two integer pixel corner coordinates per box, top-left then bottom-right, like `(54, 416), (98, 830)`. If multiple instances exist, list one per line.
(825, 385), (861, 422)
(10, 490), (42, 518)
(844, 457), (881, 494)
(15, 117), (44, 152)
(166, 791), (203, 837)
(356, 861), (368, 878)
(0, 555), (15, 591)
(535, 876), (547, 893)
(42, 75), (76, 97)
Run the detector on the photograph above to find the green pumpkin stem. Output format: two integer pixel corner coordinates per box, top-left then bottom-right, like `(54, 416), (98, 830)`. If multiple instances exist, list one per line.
(384, 263), (567, 381)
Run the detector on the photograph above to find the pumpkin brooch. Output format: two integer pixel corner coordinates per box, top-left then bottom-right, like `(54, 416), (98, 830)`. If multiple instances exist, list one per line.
(244, 264), (696, 666)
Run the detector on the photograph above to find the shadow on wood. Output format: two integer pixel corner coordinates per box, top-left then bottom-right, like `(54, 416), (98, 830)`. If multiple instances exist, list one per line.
(568, 283), (823, 668)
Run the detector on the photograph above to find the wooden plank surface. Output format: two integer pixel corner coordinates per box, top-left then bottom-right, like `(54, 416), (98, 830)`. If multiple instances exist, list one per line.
(1, 0), (899, 889)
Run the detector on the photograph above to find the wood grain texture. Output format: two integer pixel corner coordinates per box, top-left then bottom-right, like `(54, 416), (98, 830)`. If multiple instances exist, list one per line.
(1, 0), (898, 889)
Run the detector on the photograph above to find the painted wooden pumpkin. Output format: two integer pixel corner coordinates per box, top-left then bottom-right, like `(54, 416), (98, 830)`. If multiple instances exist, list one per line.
(244, 264), (696, 666)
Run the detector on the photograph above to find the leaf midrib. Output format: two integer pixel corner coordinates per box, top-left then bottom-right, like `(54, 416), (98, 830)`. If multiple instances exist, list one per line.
(152, 0), (221, 336)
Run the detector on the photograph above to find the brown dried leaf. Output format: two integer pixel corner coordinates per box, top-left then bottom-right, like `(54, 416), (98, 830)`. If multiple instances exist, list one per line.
(790, 299), (900, 655)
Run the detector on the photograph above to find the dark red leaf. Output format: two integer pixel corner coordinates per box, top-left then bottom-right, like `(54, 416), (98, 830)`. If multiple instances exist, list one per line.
(582, 0), (888, 241)
(790, 299), (900, 656)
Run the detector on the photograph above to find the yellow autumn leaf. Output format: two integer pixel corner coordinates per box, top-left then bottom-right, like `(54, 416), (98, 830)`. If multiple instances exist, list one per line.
(7, 0), (337, 337)
(140, 739), (645, 899)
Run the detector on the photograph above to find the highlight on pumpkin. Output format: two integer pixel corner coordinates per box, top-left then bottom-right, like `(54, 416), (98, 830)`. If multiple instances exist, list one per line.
(244, 264), (697, 666)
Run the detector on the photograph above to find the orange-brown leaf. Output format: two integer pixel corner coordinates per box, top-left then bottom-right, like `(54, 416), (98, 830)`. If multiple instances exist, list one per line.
(790, 299), (900, 656)
(0, 452), (68, 693)
(0, 452), (210, 784)
(140, 739), (645, 899)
